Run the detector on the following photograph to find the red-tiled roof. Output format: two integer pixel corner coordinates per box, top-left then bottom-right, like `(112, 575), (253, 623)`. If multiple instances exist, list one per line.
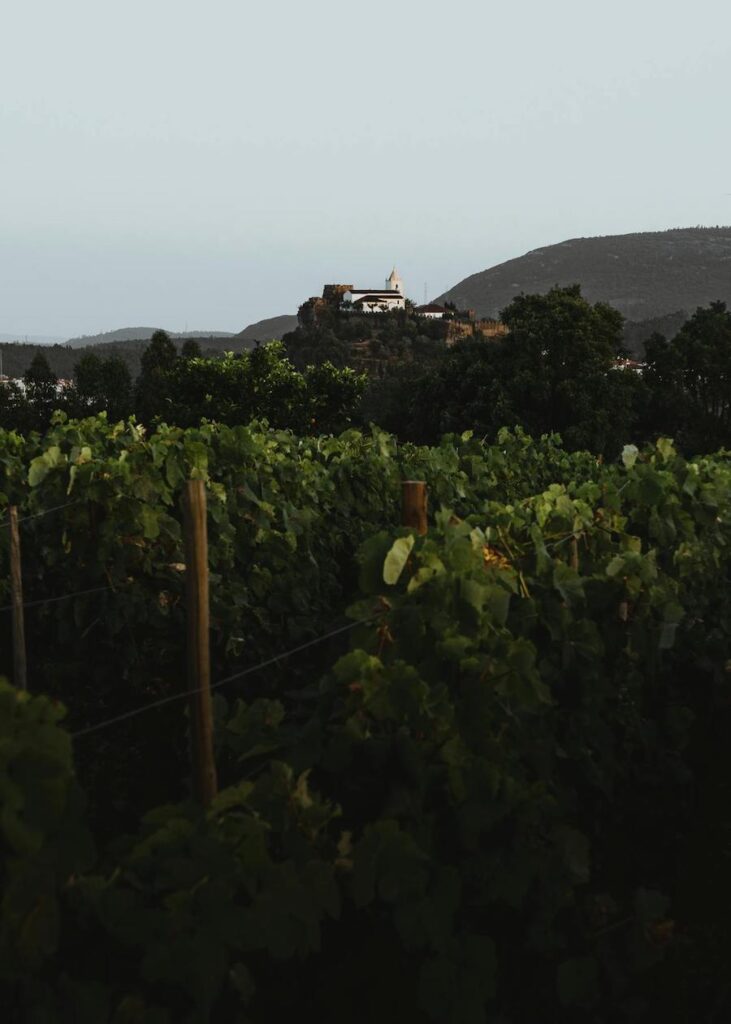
(612, 358), (645, 369)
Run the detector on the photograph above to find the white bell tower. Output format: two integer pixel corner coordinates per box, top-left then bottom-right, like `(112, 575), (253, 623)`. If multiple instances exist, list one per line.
(386, 266), (404, 295)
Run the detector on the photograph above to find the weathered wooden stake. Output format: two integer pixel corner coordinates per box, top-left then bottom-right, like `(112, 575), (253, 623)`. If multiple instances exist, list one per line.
(401, 480), (428, 535)
(9, 507), (27, 691)
(183, 480), (217, 807)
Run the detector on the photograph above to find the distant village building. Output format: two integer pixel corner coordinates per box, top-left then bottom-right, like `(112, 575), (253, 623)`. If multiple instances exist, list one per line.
(342, 291), (405, 313)
(415, 304), (448, 319)
(611, 358), (645, 372)
(341, 267), (406, 313)
(0, 375), (73, 393)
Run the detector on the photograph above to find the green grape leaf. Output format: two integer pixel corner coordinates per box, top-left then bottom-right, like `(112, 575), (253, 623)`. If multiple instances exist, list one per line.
(383, 535), (415, 585)
(622, 444), (639, 469)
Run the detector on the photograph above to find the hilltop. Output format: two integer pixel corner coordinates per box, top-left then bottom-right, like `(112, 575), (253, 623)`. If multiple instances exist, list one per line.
(64, 327), (236, 348)
(436, 227), (731, 349)
(235, 314), (298, 345)
(62, 318), (298, 349)
(0, 317), (298, 380)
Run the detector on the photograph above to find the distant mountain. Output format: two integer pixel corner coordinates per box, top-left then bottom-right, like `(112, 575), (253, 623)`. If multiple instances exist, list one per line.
(64, 327), (235, 348)
(436, 227), (731, 351)
(235, 315), (299, 346)
(61, 317), (297, 350)
(0, 319), (298, 381)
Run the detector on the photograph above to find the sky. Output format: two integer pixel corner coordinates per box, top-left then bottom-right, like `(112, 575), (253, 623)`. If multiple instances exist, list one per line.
(2, 0), (731, 339)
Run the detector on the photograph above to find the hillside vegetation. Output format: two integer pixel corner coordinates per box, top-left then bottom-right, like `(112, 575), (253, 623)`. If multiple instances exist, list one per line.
(0, 335), (256, 382)
(5, 290), (731, 459)
(437, 227), (731, 347)
(0, 322), (293, 382)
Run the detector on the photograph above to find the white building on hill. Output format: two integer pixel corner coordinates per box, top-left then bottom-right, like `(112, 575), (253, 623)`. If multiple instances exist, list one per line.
(342, 267), (406, 313)
(415, 303), (448, 319)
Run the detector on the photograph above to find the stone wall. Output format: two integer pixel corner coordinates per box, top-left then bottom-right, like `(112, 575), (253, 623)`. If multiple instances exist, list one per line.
(297, 297), (329, 328)
(444, 319), (509, 346)
(322, 284), (354, 305)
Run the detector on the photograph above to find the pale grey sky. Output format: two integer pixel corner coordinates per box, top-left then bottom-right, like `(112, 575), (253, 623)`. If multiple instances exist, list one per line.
(2, 0), (730, 338)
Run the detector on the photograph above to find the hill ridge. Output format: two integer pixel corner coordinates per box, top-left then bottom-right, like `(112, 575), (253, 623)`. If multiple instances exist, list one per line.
(436, 227), (731, 337)
(64, 327), (236, 348)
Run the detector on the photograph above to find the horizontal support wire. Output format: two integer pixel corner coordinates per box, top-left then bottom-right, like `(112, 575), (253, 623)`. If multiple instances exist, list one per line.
(0, 527), (597, 617)
(71, 613), (380, 740)
(2, 493), (612, 738)
(0, 584), (117, 614)
(0, 524), (599, 618)
(0, 499), (81, 528)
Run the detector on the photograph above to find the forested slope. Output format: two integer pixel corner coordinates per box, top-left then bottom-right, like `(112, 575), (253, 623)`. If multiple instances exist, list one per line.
(437, 228), (731, 345)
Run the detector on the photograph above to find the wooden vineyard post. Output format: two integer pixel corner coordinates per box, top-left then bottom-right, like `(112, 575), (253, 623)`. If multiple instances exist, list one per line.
(183, 480), (218, 807)
(401, 480), (428, 535)
(9, 507), (27, 691)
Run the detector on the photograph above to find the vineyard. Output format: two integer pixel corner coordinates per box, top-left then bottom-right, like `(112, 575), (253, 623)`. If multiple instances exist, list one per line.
(1, 412), (731, 1022)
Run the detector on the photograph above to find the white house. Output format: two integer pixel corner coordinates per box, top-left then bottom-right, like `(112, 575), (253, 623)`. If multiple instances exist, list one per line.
(612, 358), (645, 373)
(415, 303), (448, 319)
(342, 267), (406, 313)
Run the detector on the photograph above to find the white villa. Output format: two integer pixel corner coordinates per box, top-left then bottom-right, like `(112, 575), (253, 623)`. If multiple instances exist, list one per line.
(342, 268), (406, 312)
(415, 303), (448, 319)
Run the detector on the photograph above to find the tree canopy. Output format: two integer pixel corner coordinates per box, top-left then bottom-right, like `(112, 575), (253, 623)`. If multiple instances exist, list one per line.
(386, 285), (640, 455)
(1, 291), (730, 457)
(158, 342), (366, 433)
(641, 300), (731, 451)
(72, 352), (132, 421)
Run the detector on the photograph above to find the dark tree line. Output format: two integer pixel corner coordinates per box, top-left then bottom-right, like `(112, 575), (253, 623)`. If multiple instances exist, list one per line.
(2, 295), (731, 456)
(0, 331), (364, 437)
(0, 348), (136, 433)
(360, 287), (731, 456)
(640, 301), (731, 452)
(0, 335), (250, 382)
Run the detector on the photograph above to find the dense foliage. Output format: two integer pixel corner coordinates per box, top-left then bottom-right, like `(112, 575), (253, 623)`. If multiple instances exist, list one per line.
(349, 290), (731, 457)
(4, 290), (731, 460)
(389, 286), (640, 454)
(0, 335), (247, 385)
(149, 343), (366, 433)
(641, 300), (731, 452)
(0, 338), (365, 437)
(284, 304), (446, 373)
(1, 416), (730, 1022)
